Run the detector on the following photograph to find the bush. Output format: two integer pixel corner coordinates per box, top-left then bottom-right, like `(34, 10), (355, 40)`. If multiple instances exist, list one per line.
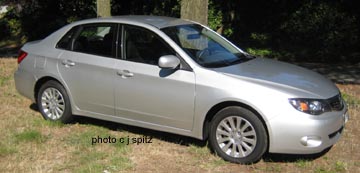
(279, 2), (359, 62)
(0, 7), (22, 40)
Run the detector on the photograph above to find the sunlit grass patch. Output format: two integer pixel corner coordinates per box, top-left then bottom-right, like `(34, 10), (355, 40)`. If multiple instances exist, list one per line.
(0, 142), (17, 156)
(14, 129), (47, 143)
(188, 144), (227, 168)
(342, 92), (360, 108)
(65, 125), (111, 147)
(334, 161), (347, 172)
(295, 159), (311, 168)
(32, 118), (66, 128)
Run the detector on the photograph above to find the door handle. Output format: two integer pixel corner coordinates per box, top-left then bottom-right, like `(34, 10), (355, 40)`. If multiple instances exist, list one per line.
(61, 59), (76, 67)
(117, 70), (134, 78)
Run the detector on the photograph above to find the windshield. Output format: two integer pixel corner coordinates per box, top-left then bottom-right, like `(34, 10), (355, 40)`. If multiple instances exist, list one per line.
(161, 24), (253, 68)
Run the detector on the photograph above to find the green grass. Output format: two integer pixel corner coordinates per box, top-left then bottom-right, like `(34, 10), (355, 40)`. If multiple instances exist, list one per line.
(313, 161), (347, 173)
(314, 167), (329, 173)
(189, 144), (210, 156)
(33, 118), (66, 128)
(73, 153), (132, 173)
(65, 125), (111, 147)
(342, 92), (360, 107)
(295, 159), (311, 168)
(0, 76), (11, 86)
(0, 142), (17, 156)
(334, 161), (346, 172)
(188, 144), (227, 168)
(14, 129), (47, 143)
(66, 133), (132, 172)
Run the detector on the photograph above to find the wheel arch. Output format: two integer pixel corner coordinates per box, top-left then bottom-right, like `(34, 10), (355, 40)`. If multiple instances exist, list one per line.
(34, 76), (64, 104)
(202, 101), (270, 148)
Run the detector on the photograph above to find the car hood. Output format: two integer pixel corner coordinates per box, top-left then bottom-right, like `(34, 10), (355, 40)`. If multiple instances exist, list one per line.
(212, 58), (339, 98)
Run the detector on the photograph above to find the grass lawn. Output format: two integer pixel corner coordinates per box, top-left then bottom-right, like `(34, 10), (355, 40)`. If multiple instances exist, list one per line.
(0, 58), (359, 172)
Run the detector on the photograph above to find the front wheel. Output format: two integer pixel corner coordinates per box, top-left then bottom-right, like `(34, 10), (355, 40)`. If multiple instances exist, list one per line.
(37, 80), (73, 123)
(208, 106), (268, 164)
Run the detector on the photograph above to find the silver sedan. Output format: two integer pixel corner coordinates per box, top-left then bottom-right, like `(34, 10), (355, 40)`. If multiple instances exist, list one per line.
(14, 15), (349, 164)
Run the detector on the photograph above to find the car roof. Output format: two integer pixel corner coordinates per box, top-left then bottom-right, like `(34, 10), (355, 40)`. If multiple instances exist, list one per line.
(75, 15), (195, 29)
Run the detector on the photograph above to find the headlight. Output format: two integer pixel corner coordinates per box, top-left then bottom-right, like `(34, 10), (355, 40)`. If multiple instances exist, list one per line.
(289, 98), (331, 115)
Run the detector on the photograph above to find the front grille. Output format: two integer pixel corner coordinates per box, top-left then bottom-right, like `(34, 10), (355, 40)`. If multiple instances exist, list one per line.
(327, 94), (344, 111)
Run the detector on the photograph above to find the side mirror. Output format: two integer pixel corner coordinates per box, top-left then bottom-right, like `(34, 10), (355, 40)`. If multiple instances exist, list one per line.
(158, 55), (180, 69)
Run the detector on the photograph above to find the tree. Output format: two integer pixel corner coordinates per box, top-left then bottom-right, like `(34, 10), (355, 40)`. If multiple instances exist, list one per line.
(97, 0), (110, 17)
(181, 0), (208, 25)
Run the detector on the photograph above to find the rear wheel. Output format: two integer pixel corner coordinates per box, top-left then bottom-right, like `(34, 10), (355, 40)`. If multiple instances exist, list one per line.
(37, 80), (73, 123)
(208, 106), (267, 164)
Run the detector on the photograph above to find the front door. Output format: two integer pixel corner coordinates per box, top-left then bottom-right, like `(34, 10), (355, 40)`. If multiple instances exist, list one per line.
(114, 25), (196, 130)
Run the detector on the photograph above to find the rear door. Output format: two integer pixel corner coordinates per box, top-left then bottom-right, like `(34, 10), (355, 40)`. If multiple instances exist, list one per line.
(57, 23), (118, 115)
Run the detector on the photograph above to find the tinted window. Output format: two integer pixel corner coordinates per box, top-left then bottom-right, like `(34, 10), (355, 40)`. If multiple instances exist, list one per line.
(124, 25), (175, 65)
(162, 24), (252, 68)
(73, 24), (116, 57)
(56, 27), (78, 50)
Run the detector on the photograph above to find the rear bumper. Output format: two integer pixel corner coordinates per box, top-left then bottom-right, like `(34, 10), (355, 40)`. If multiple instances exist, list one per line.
(268, 106), (349, 154)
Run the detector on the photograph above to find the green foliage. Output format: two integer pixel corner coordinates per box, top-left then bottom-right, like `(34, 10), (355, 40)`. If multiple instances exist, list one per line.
(0, 0), (96, 41)
(0, 6), (21, 40)
(208, 0), (222, 31)
(280, 2), (359, 62)
(246, 48), (272, 57)
(250, 33), (269, 46)
(112, 0), (180, 17)
(1, 0), (359, 63)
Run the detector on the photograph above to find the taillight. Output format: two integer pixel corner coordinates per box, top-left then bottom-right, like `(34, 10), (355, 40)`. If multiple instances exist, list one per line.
(18, 50), (28, 64)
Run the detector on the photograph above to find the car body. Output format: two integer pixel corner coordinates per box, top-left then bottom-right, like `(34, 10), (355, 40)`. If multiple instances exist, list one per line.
(14, 15), (349, 163)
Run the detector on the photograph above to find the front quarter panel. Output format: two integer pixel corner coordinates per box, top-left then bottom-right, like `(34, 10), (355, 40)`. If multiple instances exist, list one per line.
(191, 68), (292, 139)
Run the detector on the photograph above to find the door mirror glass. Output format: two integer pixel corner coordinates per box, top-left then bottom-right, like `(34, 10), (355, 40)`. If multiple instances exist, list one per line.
(158, 55), (180, 69)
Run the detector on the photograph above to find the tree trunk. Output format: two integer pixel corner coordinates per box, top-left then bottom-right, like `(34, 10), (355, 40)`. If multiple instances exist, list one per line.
(97, 0), (111, 17)
(181, 0), (208, 25)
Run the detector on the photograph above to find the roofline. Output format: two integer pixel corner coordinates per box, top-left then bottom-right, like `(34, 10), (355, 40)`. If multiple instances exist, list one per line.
(69, 15), (196, 29)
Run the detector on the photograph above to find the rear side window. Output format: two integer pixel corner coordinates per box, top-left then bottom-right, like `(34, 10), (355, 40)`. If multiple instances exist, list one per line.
(56, 27), (77, 50)
(56, 23), (117, 58)
(73, 24), (116, 57)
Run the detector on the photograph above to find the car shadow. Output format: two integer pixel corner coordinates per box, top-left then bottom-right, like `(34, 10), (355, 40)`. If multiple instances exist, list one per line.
(74, 115), (207, 147)
(29, 103), (331, 163)
(29, 103), (206, 147)
(262, 147), (331, 163)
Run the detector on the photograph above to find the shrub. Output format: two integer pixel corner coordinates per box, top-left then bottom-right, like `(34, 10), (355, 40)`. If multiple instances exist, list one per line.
(280, 2), (359, 62)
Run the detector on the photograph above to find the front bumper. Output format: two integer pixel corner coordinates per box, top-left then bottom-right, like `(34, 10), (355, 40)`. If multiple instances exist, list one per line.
(268, 106), (349, 154)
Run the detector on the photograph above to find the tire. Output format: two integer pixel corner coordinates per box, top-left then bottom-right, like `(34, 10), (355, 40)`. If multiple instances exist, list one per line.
(37, 80), (73, 123)
(208, 106), (268, 164)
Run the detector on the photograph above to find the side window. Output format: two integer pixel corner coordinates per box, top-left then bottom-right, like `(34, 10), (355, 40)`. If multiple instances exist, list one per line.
(73, 24), (116, 57)
(124, 25), (175, 65)
(56, 27), (78, 50)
